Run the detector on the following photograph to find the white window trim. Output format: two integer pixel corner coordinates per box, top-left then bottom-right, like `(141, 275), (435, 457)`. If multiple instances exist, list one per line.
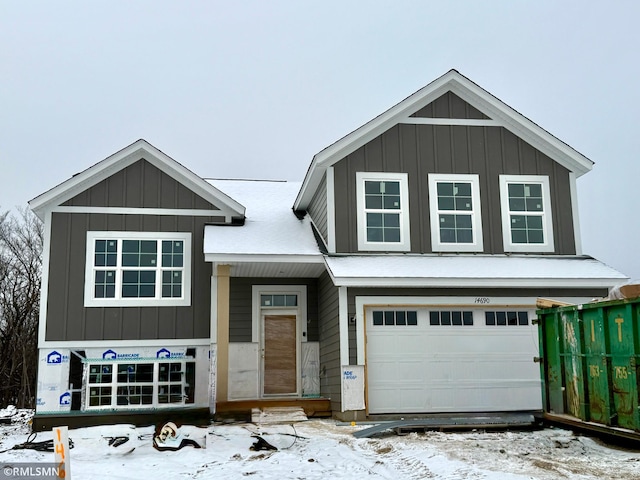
(84, 231), (192, 307)
(356, 172), (410, 252)
(85, 359), (191, 410)
(251, 285), (307, 399)
(499, 175), (555, 253)
(428, 173), (483, 252)
(251, 285), (307, 344)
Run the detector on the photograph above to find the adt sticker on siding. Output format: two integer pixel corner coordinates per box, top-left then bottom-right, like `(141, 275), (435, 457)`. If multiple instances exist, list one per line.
(341, 365), (365, 412)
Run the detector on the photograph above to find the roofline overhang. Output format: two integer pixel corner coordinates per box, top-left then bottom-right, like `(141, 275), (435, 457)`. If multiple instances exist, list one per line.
(327, 276), (625, 289)
(204, 253), (325, 264)
(294, 69), (594, 211)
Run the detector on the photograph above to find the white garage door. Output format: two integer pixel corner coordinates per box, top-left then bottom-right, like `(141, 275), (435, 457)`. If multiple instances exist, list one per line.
(366, 306), (542, 414)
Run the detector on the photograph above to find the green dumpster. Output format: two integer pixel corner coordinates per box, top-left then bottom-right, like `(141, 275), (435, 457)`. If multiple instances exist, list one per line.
(537, 297), (640, 434)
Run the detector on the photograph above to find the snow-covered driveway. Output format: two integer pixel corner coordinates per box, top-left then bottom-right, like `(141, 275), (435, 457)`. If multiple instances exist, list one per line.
(1, 411), (638, 479)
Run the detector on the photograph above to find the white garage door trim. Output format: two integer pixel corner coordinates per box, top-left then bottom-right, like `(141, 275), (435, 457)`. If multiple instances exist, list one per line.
(356, 296), (545, 415)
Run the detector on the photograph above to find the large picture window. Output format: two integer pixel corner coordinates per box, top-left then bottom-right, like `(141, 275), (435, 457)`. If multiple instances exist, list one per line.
(428, 174), (483, 252)
(499, 175), (554, 253)
(356, 172), (410, 251)
(85, 232), (191, 307)
(86, 359), (195, 409)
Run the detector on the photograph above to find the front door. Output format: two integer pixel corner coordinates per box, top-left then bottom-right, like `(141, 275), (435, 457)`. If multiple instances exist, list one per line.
(262, 314), (297, 396)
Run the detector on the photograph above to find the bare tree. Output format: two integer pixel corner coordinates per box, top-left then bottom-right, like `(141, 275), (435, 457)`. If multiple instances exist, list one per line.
(0, 207), (43, 409)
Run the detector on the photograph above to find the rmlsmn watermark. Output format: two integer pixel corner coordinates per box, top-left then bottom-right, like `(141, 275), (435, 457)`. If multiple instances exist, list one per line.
(1, 463), (61, 479)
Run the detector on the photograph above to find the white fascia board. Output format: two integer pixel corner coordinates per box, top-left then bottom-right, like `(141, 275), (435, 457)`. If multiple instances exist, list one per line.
(29, 139), (245, 220)
(447, 81), (593, 177)
(204, 253), (324, 264)
(329, 276), (625, 289)
(39, 338), (211, 349)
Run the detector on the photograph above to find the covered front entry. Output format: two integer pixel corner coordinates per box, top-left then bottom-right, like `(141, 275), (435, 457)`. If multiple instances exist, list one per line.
(363, 298), (543, 414)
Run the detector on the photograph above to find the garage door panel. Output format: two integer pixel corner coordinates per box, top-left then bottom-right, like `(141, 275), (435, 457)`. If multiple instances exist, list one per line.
(366, 306), (542, 414)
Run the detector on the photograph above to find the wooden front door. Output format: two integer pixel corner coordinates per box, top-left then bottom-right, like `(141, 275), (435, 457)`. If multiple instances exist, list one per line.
(263, 315), (297, 396)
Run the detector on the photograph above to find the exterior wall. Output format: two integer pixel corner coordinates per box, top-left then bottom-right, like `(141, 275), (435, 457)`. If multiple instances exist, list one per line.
(228, 277), (319, 343)
(347, 286), (608, 302)
(410, 91), (490, 119)
(45, 212), (214, 341)
(62, 159), (220, 210)
(318, 272), (341, 413)
(307, 172), (328, 244)
(332, 124), (576, 254)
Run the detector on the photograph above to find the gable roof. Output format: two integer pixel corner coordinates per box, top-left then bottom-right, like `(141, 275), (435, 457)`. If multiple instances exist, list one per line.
(294, 69), (594, 210)
(29, 139), (246, 221)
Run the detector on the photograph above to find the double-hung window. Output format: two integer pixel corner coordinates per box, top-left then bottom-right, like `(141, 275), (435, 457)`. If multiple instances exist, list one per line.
(428, 174), (483, 252)
(499, 175), (554, 252)
(356, 172), (410, 251)
(85, 232), (191, 307)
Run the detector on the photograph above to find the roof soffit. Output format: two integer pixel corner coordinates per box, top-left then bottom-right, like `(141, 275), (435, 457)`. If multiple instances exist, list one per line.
(294, 69), (594, 210)
(29, 139), (246, 220)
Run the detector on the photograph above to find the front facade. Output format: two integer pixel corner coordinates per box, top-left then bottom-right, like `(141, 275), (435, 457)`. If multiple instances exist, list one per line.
(30, 70), (626, 425)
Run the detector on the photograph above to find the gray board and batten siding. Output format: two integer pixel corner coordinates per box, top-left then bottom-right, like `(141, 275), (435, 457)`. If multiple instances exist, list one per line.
(410, 91), (491, 119)
(330, 96), (576, 255)
(308, 173), (328, 244)
(318, 271), (342, 414)
(62, 159), (222, 211)
(46, 212), (215, 342)
(46, 159), (228, 342)
(228, 278), (319, 343)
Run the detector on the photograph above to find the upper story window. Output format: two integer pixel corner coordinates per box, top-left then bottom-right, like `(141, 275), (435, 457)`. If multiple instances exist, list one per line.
(428, 174), (483, 252)
(356, 172), (410, 251)
(84, 231), (191, 307)
(499, 175), (554, 253)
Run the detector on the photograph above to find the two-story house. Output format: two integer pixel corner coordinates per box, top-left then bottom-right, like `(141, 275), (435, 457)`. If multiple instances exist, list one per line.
(29, 70), (626, 428)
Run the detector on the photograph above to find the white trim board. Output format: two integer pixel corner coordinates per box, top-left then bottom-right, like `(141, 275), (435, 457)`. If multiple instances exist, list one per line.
(251, 285), (308, 344)
(400, 118), (500, 126)
(204, 253), (324, 263)
(38, 338), (211, 349)
(52, 206), (229, 218)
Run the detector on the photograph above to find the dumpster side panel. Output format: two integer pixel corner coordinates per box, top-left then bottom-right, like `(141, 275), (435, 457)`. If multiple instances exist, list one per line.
(606, 304), (639, 430)
(581, 307), (612, 424)
(560, 309), (587, 420)
(540, 310), (564, 414)
(539, 298), (640, 434)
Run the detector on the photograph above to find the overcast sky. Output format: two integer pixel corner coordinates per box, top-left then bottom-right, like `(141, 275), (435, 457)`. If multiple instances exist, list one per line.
(2, 1), (639, 280)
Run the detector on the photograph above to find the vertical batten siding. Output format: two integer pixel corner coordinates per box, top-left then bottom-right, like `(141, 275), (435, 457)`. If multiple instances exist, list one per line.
(318, 272), (341, 413)
(411, 92), (490, 119)
(228, 278), (319, 343)
(45, 213), (214, 342)
(307, 173), (328, 243)
(333, 123), (576, 255)
(62, 159), (219, 210)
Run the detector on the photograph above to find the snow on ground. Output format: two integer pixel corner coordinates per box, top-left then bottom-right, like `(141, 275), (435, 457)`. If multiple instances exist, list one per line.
(1, 408), (639, 479)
